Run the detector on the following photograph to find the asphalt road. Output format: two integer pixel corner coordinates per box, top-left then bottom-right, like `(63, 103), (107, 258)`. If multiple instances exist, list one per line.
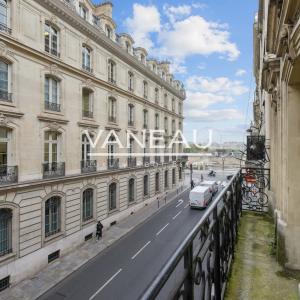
(38, 169), (235, 300)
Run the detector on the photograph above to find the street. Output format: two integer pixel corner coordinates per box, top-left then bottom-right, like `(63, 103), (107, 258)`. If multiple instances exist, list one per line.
(38, 169), (236, 300)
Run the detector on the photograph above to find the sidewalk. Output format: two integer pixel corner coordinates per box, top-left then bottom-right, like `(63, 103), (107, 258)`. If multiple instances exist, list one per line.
(225, 212), (299, 300)
(2, 185), (189, 300)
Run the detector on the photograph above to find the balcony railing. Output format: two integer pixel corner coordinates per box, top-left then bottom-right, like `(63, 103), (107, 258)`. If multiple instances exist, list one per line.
(81, 160), (97, 173)
(0, 247), (12, 257)
(108, 116), (117, 123)
(0, 22), (11, 34)
(82, 64), (93, 73)
(140, 171), (242, 300)
(43, 162), (65, 179)
(107, 158), (119, 170)
(0, 90), (12, 102)
(127, 157), (137, 168)
(83, 110), (93, 118)
(143, 156), (150, 165)
(45, 45), (60, 57)
(108, 77), (116, 85)
(0, 165), (18, 185)
(45, 101), (61, 112)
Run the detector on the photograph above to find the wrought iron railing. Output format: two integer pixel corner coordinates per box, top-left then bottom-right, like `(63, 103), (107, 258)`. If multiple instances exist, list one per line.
(107, 158), (119, 170)
(0, 90), (12, 102)
(43, 162), (65, 179)
(140, 171), (242, 300)
(45, 101), (61, 112)
(127, 157), (137, 168)
(81, 160), (97, 173)
(0, 165), (18, 184)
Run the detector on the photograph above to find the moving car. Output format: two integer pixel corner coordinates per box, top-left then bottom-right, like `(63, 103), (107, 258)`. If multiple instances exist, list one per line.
(200, 180), (219, 195)
(189, 186), (212, 209)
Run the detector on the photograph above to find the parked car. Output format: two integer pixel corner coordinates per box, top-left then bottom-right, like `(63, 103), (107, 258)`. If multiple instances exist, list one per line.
(189, 186), (213, 209)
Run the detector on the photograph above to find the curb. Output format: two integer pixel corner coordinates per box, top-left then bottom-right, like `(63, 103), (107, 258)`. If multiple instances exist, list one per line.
(32, 185), (190, 300)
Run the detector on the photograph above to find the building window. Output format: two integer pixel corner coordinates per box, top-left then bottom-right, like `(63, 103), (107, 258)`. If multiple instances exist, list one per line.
(143, 175), (149, 197)
(179, 122), (182, 131)
(44, 131), (59, 164)
(0, 0), (10, 33)
(0, 208), (12, 256)
(107, 135), (118, 169)
(179, 167), (182, 180)
(143, 109), (148, 129)
(93, 15), (100, 27)
(155, 88), (159, 104)
(155, 113), (159, 130)
(155, 173), (160, 193)
(82, 88), (93, 118)
(178, 102), (182, 115)
(0, 60), (11, 102)
(109, 182), (117, 211)
(108, 60), (116, 84)
(82, 46), (92, 72)
(106, 25), (112, 39)
(82, 134), (91, 162)
(0, 128), (8, 167)
(164, 170), (169, 188)
(82, 189), (93, 222)
(108, 97), (117, 123)
(164, 117), (168, 134)
(128, 104), (134, 126)
(125, 41), (131, 53)
(164, 94), (168, 108)
(128, 72), (134, 91)
(140, 54), (146, 64)
(128, 178), (135, 203)
(44, 23), (59, 57)
(172, 98), (175, 112)
(45, 196), (61, 237)
(172, 120), (176, 135)
(143, 81), (148, 99)
(172, 169), (176, 185)
(79, 4), (88, 20)
(45, 76), (60, 112)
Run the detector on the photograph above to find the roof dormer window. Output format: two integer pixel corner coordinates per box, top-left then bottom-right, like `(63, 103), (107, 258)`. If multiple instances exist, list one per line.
(106, 25), (112, 39)
(126, 41), (131, 54)
(79, 4), (88, 21)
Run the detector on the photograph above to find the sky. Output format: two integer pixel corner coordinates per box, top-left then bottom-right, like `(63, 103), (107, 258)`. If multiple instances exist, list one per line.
(96, 0), (258, 144)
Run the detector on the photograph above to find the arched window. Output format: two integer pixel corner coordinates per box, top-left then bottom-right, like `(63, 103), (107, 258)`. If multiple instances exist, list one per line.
(109, 182), (117, 211)
(128, 104), (134, 126)
(128, 178), (135, 203)
(108, 97), (117, 123)
(82, 188), (94, 222)
(0, 208), (12, 256)
(44, 23), (59, 56)
(0, 0), (10, 33)
(143, 81), (148, 99)
(128, 72), (134, 91)
(108, 60), (116, 84)
(44, 75), (60, 111)
(45, 196), (61, 237)
(82, 45), (92, 72)
(155, 173), (160, 193)
(143, 175), (149, 197)
(82, 88), (93, 118)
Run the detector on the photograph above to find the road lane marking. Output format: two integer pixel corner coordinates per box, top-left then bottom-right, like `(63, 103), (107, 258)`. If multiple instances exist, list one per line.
(89, 268), (122, 300)
(184, 204), (189, 209)
(156, 223), (169, 236)
(176, 199), (184, 208)
(172, 211), (182, 220)
(131, 241), (151, 260)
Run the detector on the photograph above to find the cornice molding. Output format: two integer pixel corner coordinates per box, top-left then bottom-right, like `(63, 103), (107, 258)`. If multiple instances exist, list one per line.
(34, 0), (186, 100)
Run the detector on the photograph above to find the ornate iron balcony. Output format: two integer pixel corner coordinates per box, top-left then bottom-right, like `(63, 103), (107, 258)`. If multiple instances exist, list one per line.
(0, 90), (12, 102)
(0, 22), (11, 34)
(127, 157), (137, 168)
(0, 165), (18, 184)
(107, 158), (119, 170)
(83, 110), (93, 118)
(81, 160), (97, 173)
(43, 162), (65, 179)
(45, 101), (61, 112)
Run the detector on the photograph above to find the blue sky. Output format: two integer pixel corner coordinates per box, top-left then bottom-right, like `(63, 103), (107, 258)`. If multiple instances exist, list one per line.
(96, 0), (258, 143)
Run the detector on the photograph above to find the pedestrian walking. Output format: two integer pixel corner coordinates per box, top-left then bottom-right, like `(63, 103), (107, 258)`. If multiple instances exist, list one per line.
(96, 221), (103, 240)
(191, 179), (195, 189)
(201, 174), (204, 182)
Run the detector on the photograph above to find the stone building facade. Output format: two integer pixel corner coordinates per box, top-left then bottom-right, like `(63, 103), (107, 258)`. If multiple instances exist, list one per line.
(254, 0), (300, 270)
(0, 0), (186, 287)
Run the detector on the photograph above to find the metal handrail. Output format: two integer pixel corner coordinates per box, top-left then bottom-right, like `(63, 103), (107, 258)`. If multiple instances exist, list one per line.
(140, 170), (241, 300)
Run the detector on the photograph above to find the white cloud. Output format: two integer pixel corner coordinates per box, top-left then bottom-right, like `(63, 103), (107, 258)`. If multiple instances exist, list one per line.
(185, 109), (244, 122)
(124, 4), (161, 50)
(163, 4), (192, 23)
(158, 16), (239, 61)
(235, 69), (247, 76)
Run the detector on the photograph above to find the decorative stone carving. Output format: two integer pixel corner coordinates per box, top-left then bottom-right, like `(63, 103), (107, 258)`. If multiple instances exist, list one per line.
(0, 114), (10, 127)
(48, 122), (61, 131)
(50, 64), (60, 77)
(0, 41), (8, 57)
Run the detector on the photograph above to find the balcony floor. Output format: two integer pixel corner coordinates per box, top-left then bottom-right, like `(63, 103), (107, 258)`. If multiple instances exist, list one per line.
(225, 212), (299, 300)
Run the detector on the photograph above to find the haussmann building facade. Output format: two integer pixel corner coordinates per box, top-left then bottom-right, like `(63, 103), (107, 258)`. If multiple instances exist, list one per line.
(0, 0), (186, 288)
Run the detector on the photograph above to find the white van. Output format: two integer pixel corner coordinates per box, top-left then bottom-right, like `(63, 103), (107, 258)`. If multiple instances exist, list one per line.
(200, 180), (219, 195)
(189, 186), (212, 209)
